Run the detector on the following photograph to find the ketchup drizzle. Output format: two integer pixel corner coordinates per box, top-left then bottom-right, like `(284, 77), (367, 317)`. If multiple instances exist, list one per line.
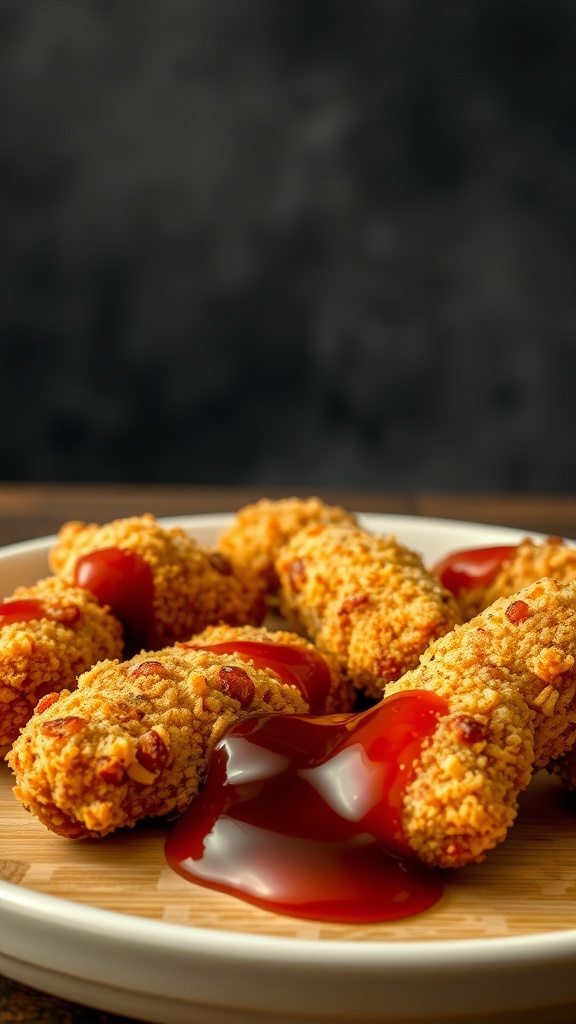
(165, 689), (447, 923)
(0, 598), (47, 624)
(73, 546), (155, 652)
(432, 544), (517, 595)
(184, 640), (333, 714)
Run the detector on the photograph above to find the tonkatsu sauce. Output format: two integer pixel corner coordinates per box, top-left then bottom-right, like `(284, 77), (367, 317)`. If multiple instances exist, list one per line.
(0, 598), (47, 624)
(165, 689), (447, 923)
(73, 546), (155, 650)
(184, 640), (332, 713)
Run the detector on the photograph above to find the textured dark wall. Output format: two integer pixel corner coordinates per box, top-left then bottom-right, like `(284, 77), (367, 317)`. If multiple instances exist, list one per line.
(1, 0), (575, 490)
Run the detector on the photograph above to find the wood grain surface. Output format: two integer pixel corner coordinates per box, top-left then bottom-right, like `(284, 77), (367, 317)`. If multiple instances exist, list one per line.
(1, 483), (576, 548)
(2, 762), (576, 942)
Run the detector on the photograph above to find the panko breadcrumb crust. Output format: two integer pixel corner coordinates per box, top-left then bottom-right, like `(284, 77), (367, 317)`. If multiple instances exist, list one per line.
(8, 636), (314, 838)
(275, 521), (461, 698)
(51, 513), (265, 646)
(386, 578), (576, 868)
(0, 576), (123, 753)
(216, 496), (357, 592)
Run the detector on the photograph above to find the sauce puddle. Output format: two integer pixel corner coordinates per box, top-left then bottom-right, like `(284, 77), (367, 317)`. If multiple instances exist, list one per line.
(166, 689), (447, 923)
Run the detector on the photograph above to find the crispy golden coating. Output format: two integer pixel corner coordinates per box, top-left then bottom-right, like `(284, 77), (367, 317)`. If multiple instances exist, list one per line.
(51, 513), (265, 648)
(386, 578), (576, 868)
(216, 496), (357, 592)
(457, 537), (576, 620)
(188, 622), (355, 714)
(8, 640), (310, 839)
(275, 522), (460, 699)
(0, 576), (123, 754)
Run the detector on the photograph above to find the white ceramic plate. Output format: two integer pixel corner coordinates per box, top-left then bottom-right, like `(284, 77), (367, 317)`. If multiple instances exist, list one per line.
(1, 513), (576, 1024)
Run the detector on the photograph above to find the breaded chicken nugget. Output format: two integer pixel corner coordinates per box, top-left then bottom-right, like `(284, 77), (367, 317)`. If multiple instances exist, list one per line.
(216, 496), (357, 592)
(386, 578), (576, 868)
(51, 513), (265, 650)
(8, 639), (312, 838)
(275, 522), (460, 699)
(187, 622), (355, 714)
(0, 576), (123, 753)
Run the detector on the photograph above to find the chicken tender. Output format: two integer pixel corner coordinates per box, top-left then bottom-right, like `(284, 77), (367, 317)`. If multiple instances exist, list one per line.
(8, 637), (314, 838)
(275, 522), (460, 699)
(0, 576), (123, 753)
(385, 578), (576, 868)
(216, 496), (357, 593)
(51, 513), (265, 650)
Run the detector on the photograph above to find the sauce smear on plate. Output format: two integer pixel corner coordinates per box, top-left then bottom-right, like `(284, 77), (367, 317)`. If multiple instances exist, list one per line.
(166, 689), (447, 922)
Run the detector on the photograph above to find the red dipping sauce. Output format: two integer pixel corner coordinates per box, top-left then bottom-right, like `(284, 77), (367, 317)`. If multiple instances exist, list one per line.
(73, 547), (155, 651)
(433, 544), (517, 595)
(165, 689), (447, 923)
(0, 598), (46, 624)
(184, 640), (333, 714)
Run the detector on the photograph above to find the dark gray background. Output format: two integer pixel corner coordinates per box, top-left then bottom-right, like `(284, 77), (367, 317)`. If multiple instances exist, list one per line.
(1, 0), (575, 491)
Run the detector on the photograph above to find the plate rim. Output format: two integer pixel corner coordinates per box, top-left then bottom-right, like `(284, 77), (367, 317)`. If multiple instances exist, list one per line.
(1, 510), (576, 1019)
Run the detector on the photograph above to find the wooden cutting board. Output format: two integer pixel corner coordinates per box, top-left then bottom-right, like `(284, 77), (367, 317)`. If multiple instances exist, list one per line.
(1, 763), (575, 942)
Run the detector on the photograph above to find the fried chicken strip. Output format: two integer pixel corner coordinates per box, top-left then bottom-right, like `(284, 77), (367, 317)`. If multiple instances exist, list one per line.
(216, 496), (357, 593)
(50, 513), (265, 649)
(275, 522), (460, 698)
(385, 578), (576, 868)
(7, 625), (348, 838)
(0, 576), (123, 753)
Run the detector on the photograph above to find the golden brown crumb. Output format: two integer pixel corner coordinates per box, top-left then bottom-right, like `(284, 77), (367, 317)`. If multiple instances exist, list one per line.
(7, 643), (311, 838)
(51, 513), (265, 647)
(0, 576), (123, 753)
(386, 578), (576, 868)
(216, 497), (357, 593)
(275, 522), (460, 698)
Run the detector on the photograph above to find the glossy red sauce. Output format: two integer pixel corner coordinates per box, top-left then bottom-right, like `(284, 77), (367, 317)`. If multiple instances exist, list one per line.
(433, 544), (517, 595)
(184, 640), (333, 714)
(0, 598), (47, 624)
(165, 689), (447, 922)
(73, 547), (155, 651)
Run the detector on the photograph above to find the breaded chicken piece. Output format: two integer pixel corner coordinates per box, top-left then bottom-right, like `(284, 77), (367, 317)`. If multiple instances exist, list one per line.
(0, 576), (123, 753)
(216, 496), (357, 593)
(385, 578), (576, 868)
(7, 640), (311, 838)
(187, 622), (355, 714)
(50, 513), (265, 649)
(275, 522), (460, 699)
(452, 537), (576, 621)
